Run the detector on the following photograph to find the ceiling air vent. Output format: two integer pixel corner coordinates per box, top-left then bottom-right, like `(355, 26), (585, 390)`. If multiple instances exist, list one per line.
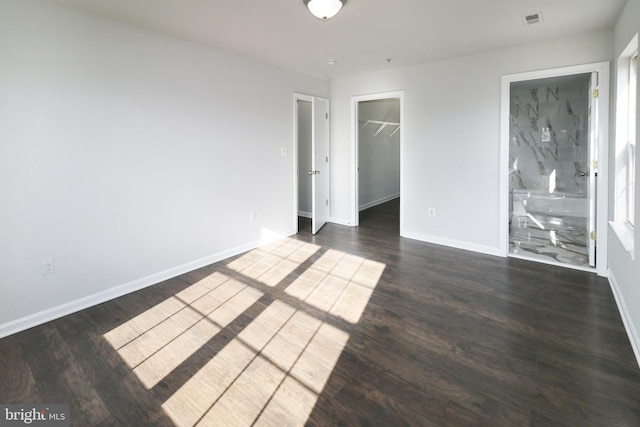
(522, 12), (543, 25)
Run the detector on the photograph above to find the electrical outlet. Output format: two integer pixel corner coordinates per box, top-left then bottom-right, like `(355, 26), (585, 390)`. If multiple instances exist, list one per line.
(250, 211), (256, 222)
(42, 257), (54, 275)
(428, 208), (436, 217)
(280, 146), (287, 157)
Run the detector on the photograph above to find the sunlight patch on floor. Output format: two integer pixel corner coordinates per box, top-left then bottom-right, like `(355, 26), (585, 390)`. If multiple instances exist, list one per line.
(287, 250), (385, 324)
(104, 273), (263, 389)
(105, 237), (384, 426)
(227, 239), (320, 287)
(161, 301), (349, 426)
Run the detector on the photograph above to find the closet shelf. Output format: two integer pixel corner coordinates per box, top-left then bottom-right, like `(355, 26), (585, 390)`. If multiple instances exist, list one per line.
(360, 120), (401, 136)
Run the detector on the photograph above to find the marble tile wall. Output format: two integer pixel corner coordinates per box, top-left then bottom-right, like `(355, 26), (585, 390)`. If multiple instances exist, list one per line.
(509, 74), (594, 268)
(509, 74), (591, 196)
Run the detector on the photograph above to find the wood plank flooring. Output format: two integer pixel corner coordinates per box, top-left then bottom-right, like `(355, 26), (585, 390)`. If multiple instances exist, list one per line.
(1, 198), (640, 426)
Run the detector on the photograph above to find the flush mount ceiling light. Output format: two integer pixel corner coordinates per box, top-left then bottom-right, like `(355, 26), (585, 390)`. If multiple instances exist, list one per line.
(304, 0), (346, 20)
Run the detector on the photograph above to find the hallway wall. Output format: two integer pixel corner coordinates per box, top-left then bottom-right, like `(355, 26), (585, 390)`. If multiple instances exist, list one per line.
(298, 100), (313, 217)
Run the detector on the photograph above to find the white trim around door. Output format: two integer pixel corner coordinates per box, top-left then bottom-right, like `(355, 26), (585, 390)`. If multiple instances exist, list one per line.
(351, 91), (405, 229)
(499, 62), (610, 277)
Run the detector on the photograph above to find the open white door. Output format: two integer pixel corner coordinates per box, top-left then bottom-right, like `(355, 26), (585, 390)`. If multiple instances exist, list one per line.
(587, 72), (598, 267)
(311, 97), (330, 234)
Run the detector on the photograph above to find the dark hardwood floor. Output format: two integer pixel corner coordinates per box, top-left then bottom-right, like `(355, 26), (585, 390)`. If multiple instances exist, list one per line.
(2, 198), (640, 426)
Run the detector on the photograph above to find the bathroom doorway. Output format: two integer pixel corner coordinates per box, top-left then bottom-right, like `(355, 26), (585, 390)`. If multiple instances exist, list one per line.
(352, 91), (404, 230)
(500, 62), (609, 274)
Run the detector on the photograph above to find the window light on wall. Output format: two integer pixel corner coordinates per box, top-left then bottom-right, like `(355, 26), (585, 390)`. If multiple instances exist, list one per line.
(612, 34), (638, 258)
(628, 52), (637, 228)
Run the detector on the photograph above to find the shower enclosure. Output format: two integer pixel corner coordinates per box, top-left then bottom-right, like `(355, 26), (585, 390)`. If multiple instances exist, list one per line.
(508, 72), (597, 268)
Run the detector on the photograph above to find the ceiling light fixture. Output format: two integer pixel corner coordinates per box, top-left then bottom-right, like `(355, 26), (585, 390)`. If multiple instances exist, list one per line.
(304, 0), (346, 20)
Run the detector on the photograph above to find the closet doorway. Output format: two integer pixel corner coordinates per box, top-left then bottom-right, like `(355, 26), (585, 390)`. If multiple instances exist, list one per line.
(295, 94), (330, 234)
(352, 92), (404, 230)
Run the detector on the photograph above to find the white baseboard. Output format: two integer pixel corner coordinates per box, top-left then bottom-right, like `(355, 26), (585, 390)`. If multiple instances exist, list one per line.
(298, 211), (312, 219)
(400, 230), (502, 257)
(608, 269), (640, 369)
(328, 217), (352, 226)
(0, 232), (294, 340)
(359, 193), (400, 211)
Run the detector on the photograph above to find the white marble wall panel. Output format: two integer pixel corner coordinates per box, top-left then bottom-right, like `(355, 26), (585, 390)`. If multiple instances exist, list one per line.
(509, 74), (591, 197)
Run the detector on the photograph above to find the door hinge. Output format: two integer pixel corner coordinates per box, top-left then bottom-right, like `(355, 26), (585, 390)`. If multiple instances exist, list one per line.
(326, 156), (328, 163)
(326, 199), (329, 206)
(590, 231), (597, 241)
(326, 113), (328, 119)
(593, 88), (599, 98)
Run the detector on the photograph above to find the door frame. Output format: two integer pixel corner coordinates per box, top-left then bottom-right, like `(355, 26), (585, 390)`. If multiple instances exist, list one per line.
(499, 62), (610, 276)
(293, 93), (330, 234)
(351, 91), (404, 228)
(294, 93), (312, 233)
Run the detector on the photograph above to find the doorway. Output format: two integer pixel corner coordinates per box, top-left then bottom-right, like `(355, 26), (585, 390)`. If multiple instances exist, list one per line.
(352, 92), (404, 229)
(295, 94), (330, 235)
(500, 62), (610, 275)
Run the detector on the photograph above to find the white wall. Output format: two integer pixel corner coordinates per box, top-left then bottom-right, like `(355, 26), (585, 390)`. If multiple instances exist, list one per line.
(330, 30), (613, 255)
(609, 0), (640, 365)
(0, 0), (328, 336)
(358, 99), (401, 209)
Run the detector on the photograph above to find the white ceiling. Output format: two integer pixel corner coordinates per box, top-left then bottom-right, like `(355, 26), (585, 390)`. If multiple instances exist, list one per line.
(49, 0), (627, 79)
